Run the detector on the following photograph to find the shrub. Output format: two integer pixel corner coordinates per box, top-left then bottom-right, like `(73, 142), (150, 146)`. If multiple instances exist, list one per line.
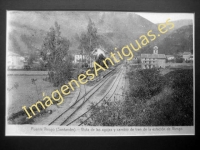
(132, 69), (193, 126)
(84, 69), (193, 126)
(82, 100), (125, 126)
(128, 68), (165, 100)
(175, 57), (184, 63)
(163, 69), (193, 125)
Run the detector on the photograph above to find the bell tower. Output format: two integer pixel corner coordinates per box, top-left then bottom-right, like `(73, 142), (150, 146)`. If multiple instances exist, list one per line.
(153, 46), (158, 54)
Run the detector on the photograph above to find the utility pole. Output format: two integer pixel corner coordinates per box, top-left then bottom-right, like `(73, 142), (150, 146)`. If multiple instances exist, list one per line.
(84, 84), (87, 102)
(81, 48), (83, 69)
(89, 33), (92, 68)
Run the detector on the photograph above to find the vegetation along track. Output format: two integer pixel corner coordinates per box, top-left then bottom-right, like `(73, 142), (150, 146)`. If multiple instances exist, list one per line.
(65, 65), (125, 126)
(48, 65), (123, 125)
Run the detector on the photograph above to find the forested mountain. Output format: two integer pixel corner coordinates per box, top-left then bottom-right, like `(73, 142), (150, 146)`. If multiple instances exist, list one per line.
(157, 25), (193, 55)
(7, 12), (157, 55)
(7, 11), (193, 56)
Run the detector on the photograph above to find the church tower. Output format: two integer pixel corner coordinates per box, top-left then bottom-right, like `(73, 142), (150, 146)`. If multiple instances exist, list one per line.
(153, 46), (158, 54)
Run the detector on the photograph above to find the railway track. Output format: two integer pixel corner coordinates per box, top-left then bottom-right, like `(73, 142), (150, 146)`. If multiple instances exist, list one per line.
(48, 65), (122, 126)
(64, 66), (125, 126)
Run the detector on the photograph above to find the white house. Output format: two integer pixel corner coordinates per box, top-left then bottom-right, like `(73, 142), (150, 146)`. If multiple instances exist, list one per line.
(73, 54), (87, 63)
(91, 47), (106, 58)
(73, 47), (107, 68)
(91, 47), (107, 67)
(189, 54), (193, 61)
(166, 55), (175, 61)
(182, 52), (192, 61)
(141, 46), (166, 69)
(7, 52), (25, 69)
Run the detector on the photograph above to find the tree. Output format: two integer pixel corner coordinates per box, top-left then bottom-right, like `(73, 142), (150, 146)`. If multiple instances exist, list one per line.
(175, 56), (184, 63)
(78, 18), (99, 67)
(27, 52), (37, 66)
(190, 49), (193, 54)
(96, 53), (106, 67)
(40, 22), (72, 87)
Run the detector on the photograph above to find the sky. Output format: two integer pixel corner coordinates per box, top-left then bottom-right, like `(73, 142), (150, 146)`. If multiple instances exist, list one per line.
(135, 13), (194, 24)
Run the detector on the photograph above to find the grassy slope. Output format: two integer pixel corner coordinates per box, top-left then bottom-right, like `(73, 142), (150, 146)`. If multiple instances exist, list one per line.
(7, 75), (57, 116)
(83, 68), (193, 126)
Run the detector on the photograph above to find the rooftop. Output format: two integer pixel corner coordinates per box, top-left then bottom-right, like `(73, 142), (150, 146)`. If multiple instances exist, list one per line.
(183, 52), (191, 55)
(141, 54), (166, 59)
(166, 55), (174, 57)
(7, 51), (21, 57)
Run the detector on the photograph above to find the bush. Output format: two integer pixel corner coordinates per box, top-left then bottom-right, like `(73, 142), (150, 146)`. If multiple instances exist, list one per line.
(163, 69), (193, 125)
(82, 63), (89, 68)
(84, 68), (193, 126)
(129, 69), (193, 126)
(82, 100), (125, 126)
(47, 60), (73, 87)
(128, 68), (165, 100)
(175, 57), (184, 63)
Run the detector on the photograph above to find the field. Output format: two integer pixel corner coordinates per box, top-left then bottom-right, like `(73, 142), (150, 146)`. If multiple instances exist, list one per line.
(6, 69), (111, 124)
(6, 73), (57, 117)
(165, 62), (193, 68)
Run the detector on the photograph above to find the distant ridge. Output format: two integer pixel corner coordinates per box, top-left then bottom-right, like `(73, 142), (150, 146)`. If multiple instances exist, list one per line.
(7, 12), (193, 56)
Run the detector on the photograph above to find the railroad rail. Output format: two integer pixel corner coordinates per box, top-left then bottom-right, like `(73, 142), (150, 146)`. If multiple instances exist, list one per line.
(66, 66), (125, 126)
(48, 65), (122, 125)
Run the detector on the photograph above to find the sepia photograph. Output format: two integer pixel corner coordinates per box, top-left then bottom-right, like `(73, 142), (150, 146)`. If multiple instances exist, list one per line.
(6, 11), (194, 136)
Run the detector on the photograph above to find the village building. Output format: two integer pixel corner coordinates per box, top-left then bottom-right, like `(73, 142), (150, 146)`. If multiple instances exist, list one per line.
(128, 54), (140, 64)
(166, 55), (175, 61)
(71, 48), (90, 66)
(7, 51), (25, 69)
(189, 54), (193, 61)
(182, 52), (192, 61)
(73, 54), (87, 63)
(73, 47), (107, 68)
(141, 46), (166, 69)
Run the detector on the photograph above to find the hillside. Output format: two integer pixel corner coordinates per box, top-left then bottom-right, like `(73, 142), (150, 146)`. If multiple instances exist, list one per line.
(138, 23), (193, 55)
(7, 11), (158, 55)
(153, 19), (193, 45)
(157, 25), (193, 55)
(7, 12), (193, 56)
